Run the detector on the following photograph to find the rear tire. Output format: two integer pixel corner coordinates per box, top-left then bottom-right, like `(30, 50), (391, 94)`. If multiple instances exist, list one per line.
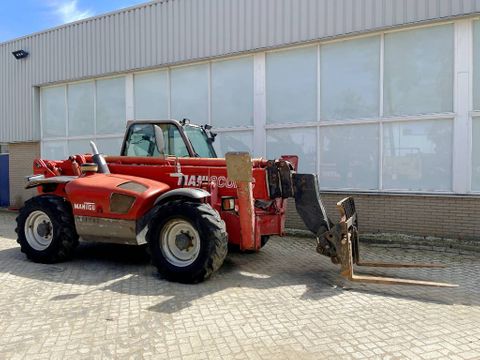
(147, 201), (228, 284)
(15, 195), (79, 263)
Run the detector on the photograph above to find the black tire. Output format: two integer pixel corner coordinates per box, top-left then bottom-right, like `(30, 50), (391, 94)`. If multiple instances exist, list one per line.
(147, 200), (228, 284)
(15, 195), (79, 263)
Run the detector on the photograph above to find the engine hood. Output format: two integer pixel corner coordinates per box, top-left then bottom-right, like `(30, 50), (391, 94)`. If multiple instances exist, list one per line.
(65, 173), (170, 220)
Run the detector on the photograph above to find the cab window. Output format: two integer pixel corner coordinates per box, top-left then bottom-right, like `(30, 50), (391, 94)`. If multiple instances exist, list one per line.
(184, 125), (217, 158)
(123, 123), (190, 157)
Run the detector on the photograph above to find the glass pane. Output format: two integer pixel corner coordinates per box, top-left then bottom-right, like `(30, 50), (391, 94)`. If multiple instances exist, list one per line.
(124, 124), (160, 157)
(473, 21), (480, 110)
(384, 24), (454, 116)
(68, 82), (94, 136)
(68, 139), (91, 156)
(184, 126), (217, 158)
(43, 141), (67, 160)
(321, 36), (380, 120)
(123, 123), (191, 157)
(382, 119), (452, 191)
(41, 86), (66, 138)
(266, 46), (317, 124)
(472, 118), (480, 191)
(96, 77), (126, 135)
(95, 137), (123, 156)
(211, 57), (254, 127)
(214, 131), (253, 157)
(319, 124), (379, 189)
(171, 64), (209, 124)
(134, 71), (169, 119)
(266, 128), (316, 173)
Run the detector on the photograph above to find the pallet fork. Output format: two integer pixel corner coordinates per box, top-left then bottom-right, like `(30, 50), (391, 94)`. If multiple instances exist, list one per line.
(293, 174), (457, 287)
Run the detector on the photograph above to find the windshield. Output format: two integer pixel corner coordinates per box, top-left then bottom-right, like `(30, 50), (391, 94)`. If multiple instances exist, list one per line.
(184, 125), (217, 158)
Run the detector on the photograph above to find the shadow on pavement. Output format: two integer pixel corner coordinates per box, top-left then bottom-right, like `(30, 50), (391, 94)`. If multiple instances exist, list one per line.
(0, 237), (478, 313)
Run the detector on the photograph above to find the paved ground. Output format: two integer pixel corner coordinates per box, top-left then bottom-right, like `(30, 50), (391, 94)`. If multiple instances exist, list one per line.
(0, 211), (479, 360)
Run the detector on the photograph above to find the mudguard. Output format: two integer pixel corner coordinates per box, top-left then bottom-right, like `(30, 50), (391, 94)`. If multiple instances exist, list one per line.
(153, 188), (210, 205)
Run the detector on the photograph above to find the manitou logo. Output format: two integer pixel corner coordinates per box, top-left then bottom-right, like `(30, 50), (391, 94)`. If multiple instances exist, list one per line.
(73, 202), (96, 211)
(178, 175), (236, 188)
(178, 175), (255, 188)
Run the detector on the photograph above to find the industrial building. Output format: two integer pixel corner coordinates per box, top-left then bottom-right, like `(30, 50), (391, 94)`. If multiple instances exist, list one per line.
(1, 0), (480, 239)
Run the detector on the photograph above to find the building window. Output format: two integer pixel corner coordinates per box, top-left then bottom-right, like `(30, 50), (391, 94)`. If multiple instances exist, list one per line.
(68, 81), (94, 137)
(41, 85), (67, 138)
(214, 131), (253, 156)
(42, 141), (68, 161)
(320, 36), (380, 120)
(211, 57), (254, 128)
(96, 77), (126, 135)
(171, 63), (209, 123)
(266, 46), (317, 124)
(266, 128), (317, 173)
(473, 118), (480, 191)
(382, 119), (453, 191)
(134, 70), (169, 120)
(474, 20), (480, 111)
(41, 77), (126, 160)
(319, 124), (379, 189)
(38, 22), (459, 194)
(383, 24), (454, 116)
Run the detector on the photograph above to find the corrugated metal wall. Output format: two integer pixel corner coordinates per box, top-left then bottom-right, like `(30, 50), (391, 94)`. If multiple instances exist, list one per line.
(1, 0), (480, 142)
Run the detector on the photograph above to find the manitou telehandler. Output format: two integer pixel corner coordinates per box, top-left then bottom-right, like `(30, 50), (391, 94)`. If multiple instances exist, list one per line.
(17, 119), (455, 286)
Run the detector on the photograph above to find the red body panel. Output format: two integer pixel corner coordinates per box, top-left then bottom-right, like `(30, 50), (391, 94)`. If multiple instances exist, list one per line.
(32, 154), (297, 250)
(65, 174), (169, 220)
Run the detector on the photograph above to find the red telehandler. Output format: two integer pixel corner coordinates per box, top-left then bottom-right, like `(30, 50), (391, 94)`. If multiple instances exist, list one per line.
(16, 120), (455, 286)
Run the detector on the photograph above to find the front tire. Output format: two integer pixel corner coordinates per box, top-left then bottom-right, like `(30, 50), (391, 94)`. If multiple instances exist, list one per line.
(147, 201), (228, 284)
(16, 195), (79, 263)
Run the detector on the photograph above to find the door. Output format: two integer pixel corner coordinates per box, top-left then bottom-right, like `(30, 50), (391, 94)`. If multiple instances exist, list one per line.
(0, 154), (9, 207)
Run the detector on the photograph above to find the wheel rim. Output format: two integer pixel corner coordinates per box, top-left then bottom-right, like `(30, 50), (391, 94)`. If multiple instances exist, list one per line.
(159, 219), (201, 267)
(24, 210), (54, 251)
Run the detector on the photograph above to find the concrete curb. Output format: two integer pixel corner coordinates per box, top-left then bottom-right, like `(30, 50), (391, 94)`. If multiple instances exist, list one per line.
(285, 228), (480, 254)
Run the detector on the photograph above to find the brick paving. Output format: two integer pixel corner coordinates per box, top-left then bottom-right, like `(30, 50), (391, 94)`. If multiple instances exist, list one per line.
(0, 211), (479, 360)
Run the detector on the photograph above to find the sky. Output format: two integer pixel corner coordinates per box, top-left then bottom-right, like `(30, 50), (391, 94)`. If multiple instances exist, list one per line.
(0, 0), (149, 43)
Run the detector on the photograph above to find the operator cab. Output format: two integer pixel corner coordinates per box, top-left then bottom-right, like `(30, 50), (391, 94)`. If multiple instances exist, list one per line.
(121, 119), (217, 158)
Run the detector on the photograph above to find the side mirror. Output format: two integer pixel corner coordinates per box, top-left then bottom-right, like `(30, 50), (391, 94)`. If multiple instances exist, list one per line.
(80, 163), (98, 174)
